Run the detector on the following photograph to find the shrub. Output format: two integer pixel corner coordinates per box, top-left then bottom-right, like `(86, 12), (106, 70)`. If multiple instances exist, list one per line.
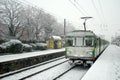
(35, 43), (47, 50)
(0, 45), (6, 53)
(29, 43), (37, 50)
(21, 40), (38, 44)
(0, 39), (7, 44)
(1, 39), (23, 53)
(8, 40), (23, 53)
(23, 44), (32, 52)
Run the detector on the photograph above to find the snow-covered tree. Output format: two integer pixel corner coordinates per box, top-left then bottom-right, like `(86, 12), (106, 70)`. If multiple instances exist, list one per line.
(0, 0), (24, 39)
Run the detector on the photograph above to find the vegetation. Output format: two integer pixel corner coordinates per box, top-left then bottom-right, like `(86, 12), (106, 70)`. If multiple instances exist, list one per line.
(0, 39), (23, 53)
(0, 0), (75, 41)
(0, 39), (48, 54)
(111, 36), (120, 46)
(22, 44), (32, 52)
(0, 0), (75, 54)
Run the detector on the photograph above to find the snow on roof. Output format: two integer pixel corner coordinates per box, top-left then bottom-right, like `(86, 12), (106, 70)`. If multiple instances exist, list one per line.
(0, 48), (65, 63)
(81, 45), (120, 80)
(51, 36), (61, 40)
(66, 30), (95, 37)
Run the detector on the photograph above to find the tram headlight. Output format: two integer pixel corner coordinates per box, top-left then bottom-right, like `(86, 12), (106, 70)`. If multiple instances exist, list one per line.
(86, 50), (93, 55)
(67, 51), (71, 54)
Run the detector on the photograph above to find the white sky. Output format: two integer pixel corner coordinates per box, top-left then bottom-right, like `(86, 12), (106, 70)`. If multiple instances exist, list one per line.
(20, 0), (120, 41)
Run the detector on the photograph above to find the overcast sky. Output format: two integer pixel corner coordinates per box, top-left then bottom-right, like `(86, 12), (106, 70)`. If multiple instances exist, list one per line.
(20, 0), (120, 41)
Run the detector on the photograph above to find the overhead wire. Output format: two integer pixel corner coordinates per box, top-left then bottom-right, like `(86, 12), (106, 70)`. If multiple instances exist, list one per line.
(69, 0), (97, 30)
(68, 0), (87, 16)
(97, 0), (108, 33)
(97, 0), (106, 23)
(18, 0), (47, 12)
(91, 0), (103, 23)
(74, 0), (89, 16)
(19, 0), (39, 8)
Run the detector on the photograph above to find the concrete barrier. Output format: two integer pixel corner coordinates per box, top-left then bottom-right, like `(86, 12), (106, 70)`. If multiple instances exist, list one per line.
(0, 50), (65, 74)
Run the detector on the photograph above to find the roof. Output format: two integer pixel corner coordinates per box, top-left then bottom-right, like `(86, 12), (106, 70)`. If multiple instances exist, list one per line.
(51, 36), (62, 40)
(66, 30), (95, 37)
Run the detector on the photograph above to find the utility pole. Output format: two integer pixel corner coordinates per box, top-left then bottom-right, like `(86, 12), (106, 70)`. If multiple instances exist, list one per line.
(64, 19), (66, 36)
(81, 17), (92, 31)
(64, 19), (66, 46)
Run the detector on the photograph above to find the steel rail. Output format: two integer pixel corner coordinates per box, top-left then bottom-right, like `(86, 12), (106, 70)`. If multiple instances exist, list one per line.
(0, 56), (65, 79)
(20, 60), (69, 80)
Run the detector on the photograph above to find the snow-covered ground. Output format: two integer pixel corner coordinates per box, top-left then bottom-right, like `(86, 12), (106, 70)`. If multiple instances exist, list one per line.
(1, 58), (67, 80)
(81, 44), (120, 80)
(25, 62), (89, 80)
(2, 44), (120, 80)
(57, 66), (89, 80)
(0, 48), (65, 63)
(25, 61), (74, 80)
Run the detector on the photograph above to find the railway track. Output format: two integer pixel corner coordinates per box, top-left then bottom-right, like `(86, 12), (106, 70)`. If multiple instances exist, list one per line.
(53, 66), (76, 80)
(1, 56), (90, 80)
(24, 61), (89, 80)
(0, 56), (67, 80)
(56, 65), (90, 80)
(20, 60), (68, 80)
(24, 61), (75, 80)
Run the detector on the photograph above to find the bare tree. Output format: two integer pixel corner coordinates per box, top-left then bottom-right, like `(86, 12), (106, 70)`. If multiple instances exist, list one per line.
(52, 22), (64, 36)
(23, 6), (57, 41)
(18, 6), (35, 40)
(0, 0), (75, 41)
(42, 13), (56, 38)
(0, 0), (24, 39)
(33, 8), (45, 40)
(21, 6), (46, 41)
(66, 22), (75, 33)
(52, 21), (75, 36)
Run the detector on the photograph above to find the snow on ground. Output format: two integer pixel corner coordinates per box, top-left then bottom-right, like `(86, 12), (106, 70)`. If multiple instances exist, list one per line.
(57, 66), (89, 80)
(0, 48), (65, 63)
(25, 62), (74, 80)
(1, 58), (67, 80)
(81, 44), (120, 80)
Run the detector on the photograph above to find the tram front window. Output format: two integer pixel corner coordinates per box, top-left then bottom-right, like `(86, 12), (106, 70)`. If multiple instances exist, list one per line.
(67, 40), (73, 46)
(84, 37), (94, 47)
(76, 37), (83, 46)
(66, 38), (75, 46)
(66, 37), (94, 47)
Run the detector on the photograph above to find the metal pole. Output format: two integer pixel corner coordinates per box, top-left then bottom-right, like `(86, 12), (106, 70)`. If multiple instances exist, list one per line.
(81, 17), (92, 31)
(83, 19), (87, 31)
(64, 19), (66, 47)
(64, 19), (66, 36)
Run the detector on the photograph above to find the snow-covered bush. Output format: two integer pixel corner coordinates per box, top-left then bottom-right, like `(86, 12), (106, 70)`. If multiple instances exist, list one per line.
(22, 44), (32, 52)
(29, 43), (47, 50)
(29, 43), (38, 50)
(35, 43), (47, 50)
(0, 39), (6, 44)
(0, 45), (6, 53)
(1, 39), (23, 53)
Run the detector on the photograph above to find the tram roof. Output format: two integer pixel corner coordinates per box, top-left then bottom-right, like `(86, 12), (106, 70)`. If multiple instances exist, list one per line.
(66, 30), (95, 37)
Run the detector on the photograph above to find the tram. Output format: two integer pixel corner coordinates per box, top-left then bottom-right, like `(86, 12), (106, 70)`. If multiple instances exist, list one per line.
(65, 30), (109, 65)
